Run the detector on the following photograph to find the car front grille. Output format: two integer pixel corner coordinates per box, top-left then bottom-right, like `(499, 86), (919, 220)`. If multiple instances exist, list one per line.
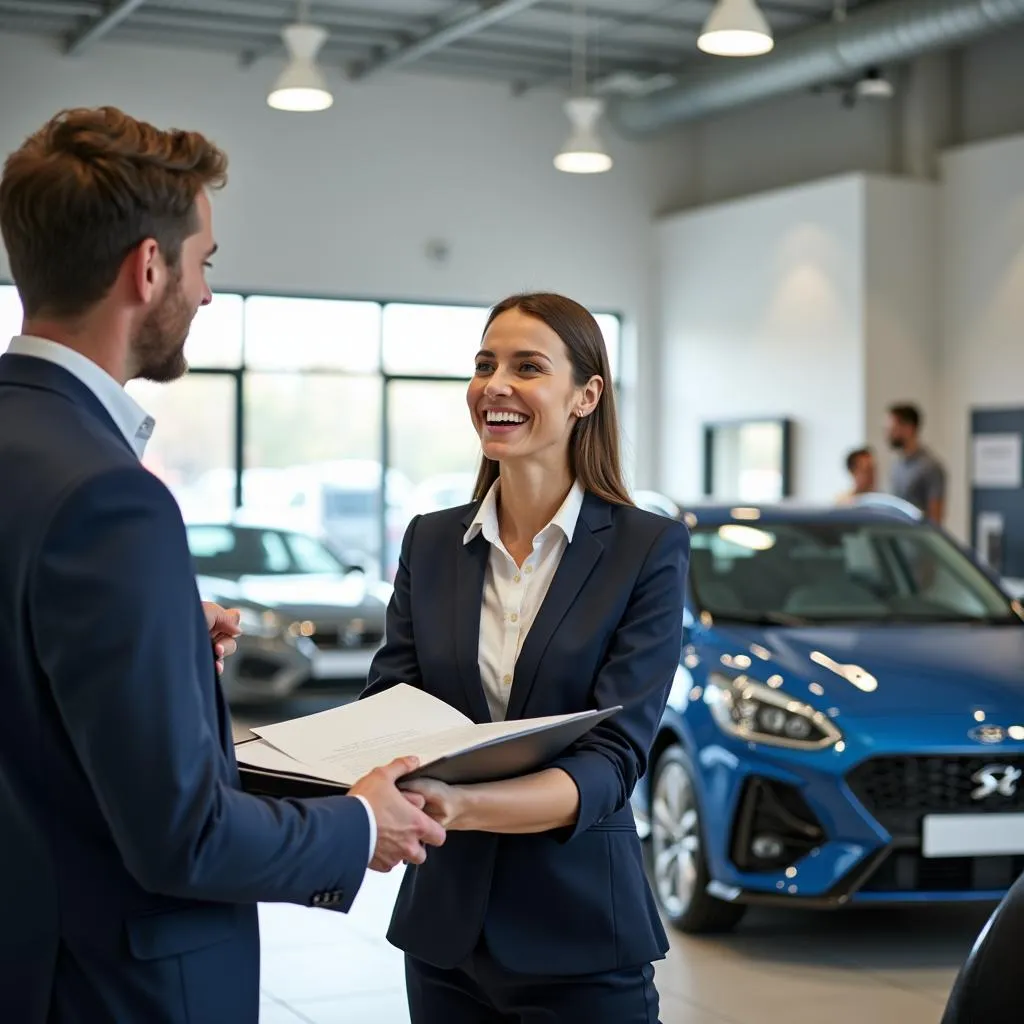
(860, 852), (1024, 893)
(237, 655), (285, 682)
(845, 755), (1024, 895)
(309, 626), (384, 650)
(847, 755), (1024, 838)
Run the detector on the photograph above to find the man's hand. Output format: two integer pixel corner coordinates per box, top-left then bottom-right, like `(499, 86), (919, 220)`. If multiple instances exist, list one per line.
(349, 757), (447, 872)
(202, 602), (241, 674)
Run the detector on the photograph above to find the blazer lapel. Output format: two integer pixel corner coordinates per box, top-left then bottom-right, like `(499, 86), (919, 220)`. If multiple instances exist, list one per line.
(455, 527), (493, 724)
(505, 496), (610, 721)
(0, 353), (135, 457)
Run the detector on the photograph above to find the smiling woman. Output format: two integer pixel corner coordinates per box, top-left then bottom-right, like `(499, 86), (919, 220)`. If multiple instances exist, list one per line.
(362, 291), (689, 1024)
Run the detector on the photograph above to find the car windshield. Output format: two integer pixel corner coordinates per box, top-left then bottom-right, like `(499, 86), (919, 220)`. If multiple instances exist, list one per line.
(689, 520), (1019, 625)
(187, 525), (348, 578)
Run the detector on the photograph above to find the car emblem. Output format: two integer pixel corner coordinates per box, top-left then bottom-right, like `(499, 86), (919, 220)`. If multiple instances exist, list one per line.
(972, 765), (1022, 800)
(969, 724), (1006, 745)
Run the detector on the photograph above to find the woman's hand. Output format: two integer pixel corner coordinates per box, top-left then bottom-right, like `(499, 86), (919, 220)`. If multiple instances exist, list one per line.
(401, 778), (470, 830)
(403, 769), (579, 834)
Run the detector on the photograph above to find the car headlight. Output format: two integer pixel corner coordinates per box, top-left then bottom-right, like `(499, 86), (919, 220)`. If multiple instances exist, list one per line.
(706, 674), (841, 750)
(235, 606), (285, 639)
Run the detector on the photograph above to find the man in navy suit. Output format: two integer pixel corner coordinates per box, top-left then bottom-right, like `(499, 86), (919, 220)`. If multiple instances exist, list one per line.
(0, 106), (444, 1024)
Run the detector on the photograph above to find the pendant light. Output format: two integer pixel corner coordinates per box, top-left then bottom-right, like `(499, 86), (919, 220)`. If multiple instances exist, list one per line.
(554, 1), (612, 174)
(855, 67), (894, 100)
(698, 0), (774, 58)
(268, 0), (333, 112)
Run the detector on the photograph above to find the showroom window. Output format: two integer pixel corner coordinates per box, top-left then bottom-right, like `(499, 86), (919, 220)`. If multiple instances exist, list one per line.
(0, 284), (622, 580)
(0, 286), (21, 342)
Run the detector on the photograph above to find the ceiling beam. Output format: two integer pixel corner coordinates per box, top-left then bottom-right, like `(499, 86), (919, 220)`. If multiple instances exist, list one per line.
(467, 27), (688, 64)
(0, 0), (98, 15)
(117, 8), (393, 45)
(65, 0), (148, 54)
(443, 35), (678, 80)
(161, 0), (416, 34)
(532, 1), (701, 33)
(533, 0), (834, 33)
(350, 0), (545, 80)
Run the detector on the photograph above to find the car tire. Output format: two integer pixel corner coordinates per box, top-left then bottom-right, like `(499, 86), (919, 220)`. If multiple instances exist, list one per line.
(650, 744), (747, 935)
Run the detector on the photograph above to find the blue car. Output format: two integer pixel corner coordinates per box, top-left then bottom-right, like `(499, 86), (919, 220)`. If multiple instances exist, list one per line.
(632, 498), (1024, 933)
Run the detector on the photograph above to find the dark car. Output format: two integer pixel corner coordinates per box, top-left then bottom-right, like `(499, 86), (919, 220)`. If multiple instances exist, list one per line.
(188, 522), (391, 704)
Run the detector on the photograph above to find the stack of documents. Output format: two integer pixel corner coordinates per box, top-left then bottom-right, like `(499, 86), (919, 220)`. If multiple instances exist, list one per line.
(235, 683), (619, 798)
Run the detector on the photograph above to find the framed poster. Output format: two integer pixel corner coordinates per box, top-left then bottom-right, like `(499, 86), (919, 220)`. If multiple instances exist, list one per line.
(703, 418), (793, 503)
(971, 409), (1024, 580)
(972, 433), (1022, 489)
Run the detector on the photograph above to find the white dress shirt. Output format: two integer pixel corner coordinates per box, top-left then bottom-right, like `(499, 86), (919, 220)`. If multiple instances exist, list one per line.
(4, 334), (379, 865)
(464, 479), (586, 721)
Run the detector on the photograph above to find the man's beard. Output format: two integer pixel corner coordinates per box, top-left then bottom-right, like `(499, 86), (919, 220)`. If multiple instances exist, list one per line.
(133, 275), (194, 384)
(888, 437), (905, 450)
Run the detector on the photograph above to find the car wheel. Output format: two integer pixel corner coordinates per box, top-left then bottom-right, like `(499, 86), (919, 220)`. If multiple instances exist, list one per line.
(651, 744), (747, 934)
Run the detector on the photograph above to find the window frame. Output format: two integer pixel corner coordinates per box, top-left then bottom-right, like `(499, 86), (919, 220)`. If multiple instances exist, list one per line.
(1, 282), (624, 574)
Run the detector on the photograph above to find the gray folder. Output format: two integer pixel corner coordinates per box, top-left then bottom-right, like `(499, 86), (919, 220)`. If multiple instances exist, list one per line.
(236, 704), (619, 799)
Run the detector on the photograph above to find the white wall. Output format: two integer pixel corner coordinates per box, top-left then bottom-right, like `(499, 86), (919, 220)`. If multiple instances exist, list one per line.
(657, 136), (1024, 539)
(0, 32), (684, 486)
(862, 176), (940, 490)
(651, 23), (1024, 525)
(940, 133), (1024, 539)
(658, 176), (866, 504)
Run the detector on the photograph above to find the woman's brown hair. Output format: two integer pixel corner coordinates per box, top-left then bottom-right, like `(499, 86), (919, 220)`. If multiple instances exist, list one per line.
(472, 292), (632, 507)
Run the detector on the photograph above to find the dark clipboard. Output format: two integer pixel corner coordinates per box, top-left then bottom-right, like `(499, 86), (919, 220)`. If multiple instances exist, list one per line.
(234, 705), (620, 799)
(236, 758), (347, 799)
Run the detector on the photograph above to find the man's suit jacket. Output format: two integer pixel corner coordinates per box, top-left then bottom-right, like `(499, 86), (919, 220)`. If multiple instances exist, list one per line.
(0, 354), (371, 1024)
(364, 493), (690, 976)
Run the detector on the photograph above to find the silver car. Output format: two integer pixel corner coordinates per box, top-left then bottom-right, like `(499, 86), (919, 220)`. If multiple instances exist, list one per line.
(188, 522), (391, 705)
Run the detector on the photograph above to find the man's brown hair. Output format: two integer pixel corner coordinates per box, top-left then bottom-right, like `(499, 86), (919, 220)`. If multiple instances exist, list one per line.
(0, 106), (227, 319)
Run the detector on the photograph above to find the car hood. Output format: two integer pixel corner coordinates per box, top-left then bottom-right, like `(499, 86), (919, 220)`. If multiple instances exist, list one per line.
(229, 574), (386, 618)
(703, 623), (1024, 717)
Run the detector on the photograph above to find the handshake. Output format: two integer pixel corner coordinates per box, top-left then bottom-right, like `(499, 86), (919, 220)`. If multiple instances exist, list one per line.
(205, 602), (451, 872)
(348, 756), (449, 872)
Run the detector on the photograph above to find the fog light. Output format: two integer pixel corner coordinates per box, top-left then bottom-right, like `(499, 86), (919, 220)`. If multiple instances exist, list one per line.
(784, 716), (813, 740)
(758, 707), (787, 733)
(751, 834), (785, 860)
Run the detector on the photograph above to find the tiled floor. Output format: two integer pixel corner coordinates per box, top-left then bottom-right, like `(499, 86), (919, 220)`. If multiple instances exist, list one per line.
(254, 866), (987, 1024)
(236, 702), (986, 1024)
(256, 870), (409, 1024)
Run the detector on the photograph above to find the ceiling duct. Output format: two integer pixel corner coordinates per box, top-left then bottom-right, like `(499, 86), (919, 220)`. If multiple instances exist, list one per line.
(609, 0), (1024, 136)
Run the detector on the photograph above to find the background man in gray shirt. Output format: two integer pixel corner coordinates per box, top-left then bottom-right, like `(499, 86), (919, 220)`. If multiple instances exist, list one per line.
(886, 403), (947, 524)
